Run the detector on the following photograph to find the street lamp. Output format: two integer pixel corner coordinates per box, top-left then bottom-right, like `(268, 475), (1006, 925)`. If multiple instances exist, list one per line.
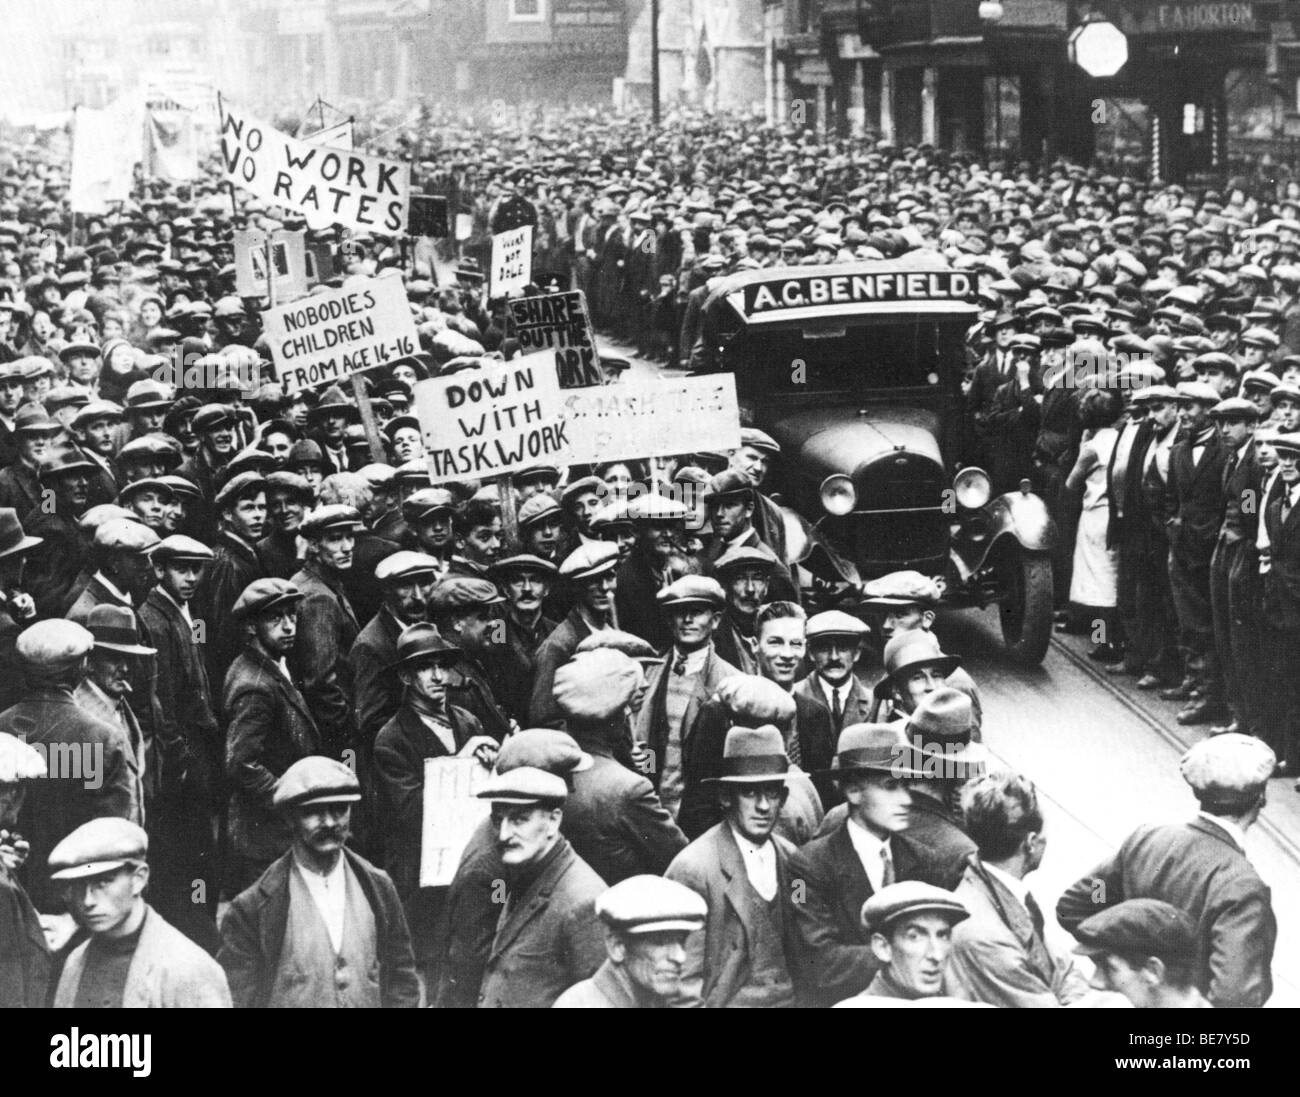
(1068, 19), (1128, 78)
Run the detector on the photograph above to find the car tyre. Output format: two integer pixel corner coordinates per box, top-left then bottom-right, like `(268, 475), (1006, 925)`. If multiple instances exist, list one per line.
(998, 550), (1053, 665)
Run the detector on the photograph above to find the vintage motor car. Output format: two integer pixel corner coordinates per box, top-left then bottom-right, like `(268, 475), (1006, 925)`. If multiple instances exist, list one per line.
(694, 257), (1057, 664)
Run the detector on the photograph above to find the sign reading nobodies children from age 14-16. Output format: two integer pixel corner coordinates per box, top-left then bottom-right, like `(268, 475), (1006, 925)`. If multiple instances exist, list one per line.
(561, 374), (742, 465)
(263, 276), (420, 393)
(508, 290), (603, 388)
(413, 352), (569, 484)
(218, 96), (410, 234)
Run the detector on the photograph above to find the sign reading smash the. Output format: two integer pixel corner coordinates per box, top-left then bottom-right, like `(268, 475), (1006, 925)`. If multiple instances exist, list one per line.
(743, 270), (973, 314)
(561, 374), (741, 466)
(263, 276), (419, 393)
(508, 290), (603, 388)
(413, 352), (569, 483)
(218, 97), (410, 233)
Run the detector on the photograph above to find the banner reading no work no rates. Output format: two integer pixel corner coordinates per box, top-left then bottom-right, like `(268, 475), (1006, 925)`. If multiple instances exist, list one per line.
(262, 276), (420, 393)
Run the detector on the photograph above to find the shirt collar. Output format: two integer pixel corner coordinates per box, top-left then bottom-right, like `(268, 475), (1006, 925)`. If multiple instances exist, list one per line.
(846, 815), (887, 860)
(982, 860), (1031, 906)
(727, 822), (773, 860)
(1197, 810), (1248, 852)
(93, 571), (131, 605)
(292, 847), (347, 884)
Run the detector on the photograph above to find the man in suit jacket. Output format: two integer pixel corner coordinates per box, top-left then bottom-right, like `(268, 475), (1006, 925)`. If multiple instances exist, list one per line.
(678, 602), (836, 839)
(665, 725), (803, 1008)
(7, 620), (138, 912)
(788, 723), (961, 1008)
(49, 818), (230, 1007)
(631, 575), (740, 815)
(614, 494), (695, 652)
(793, 610), (872, 736)
(222, 579), (322, 894)
(1162, 383), (1230, 724)
(554, 649), (687, 884)
(218, 757), (419, 1008)
(1107, 386), (1159, 677)
(371, 624), (494, 966)
(946, 771), (1091, 1007)
(474, 767), (606, 1008)
(1258, 430), (1300, 773)
(966, 311), (1018, 469)
(699, 470), (798, 602)
(1056, 733), (1277, 1008)
(710, 544), (777, 675)
(289, 505), (364, 757)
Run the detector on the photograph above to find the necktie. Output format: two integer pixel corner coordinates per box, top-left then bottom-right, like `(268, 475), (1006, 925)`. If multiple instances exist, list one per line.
(880, 844), (895, 889)
(672, 652), (688, 676)
(1024, 891), (1047, 943)
(831, 687), (844, 731)
(785, 724), (802, 767)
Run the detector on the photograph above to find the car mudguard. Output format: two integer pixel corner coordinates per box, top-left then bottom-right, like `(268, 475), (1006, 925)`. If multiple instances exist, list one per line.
(963, 488), (1058, 572)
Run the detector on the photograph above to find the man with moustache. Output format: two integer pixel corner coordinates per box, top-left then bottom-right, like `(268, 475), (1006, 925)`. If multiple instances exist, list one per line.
(218, 756), (419, 1008)
(488, 553), (560, 723)
(710, 544), (778, 674)
(289, 505), (364, 758)
(474, 766), (606, 1008)
(351, 552), (443, 749)
(726, 429), (787, 566)
(794, 611), (872, 734)
(223, 579), (321, 893)
(553, 875), (707, 1008)
(69, 399), (123, 507)
(665, 725), (802, 1008)
(615, 493), (695, 651)
(633, 575), (739, 818)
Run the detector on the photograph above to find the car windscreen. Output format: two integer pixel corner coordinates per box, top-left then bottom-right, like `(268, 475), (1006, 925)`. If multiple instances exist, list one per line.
(727, 320), (967, 394)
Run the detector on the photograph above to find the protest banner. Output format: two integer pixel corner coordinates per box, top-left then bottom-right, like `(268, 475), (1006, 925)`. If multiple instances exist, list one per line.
(413, 352), (569, 484)
(217, 95), (410, 233)
(489, 225), (533, 298)
(303, 118), (355, 149)
(559, 374), (742, 465)
(234, 229), (309, 300)
(508, 290), (603, 388)
(261, 275), (420, 393)
(419, 757), (492, 888)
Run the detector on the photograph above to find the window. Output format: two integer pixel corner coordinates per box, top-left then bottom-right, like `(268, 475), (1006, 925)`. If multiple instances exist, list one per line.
(508, 0), (546, 22)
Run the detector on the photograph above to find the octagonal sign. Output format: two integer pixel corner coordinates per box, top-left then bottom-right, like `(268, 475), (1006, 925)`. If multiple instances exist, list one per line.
(1069, 21), (1128, 78)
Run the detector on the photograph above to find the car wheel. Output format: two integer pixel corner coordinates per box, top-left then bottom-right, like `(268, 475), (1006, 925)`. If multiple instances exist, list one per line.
(998, 550), (1053, 665)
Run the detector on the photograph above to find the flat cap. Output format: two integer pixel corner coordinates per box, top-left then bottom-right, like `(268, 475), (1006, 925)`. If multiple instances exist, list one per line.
(1179, 732), (1274, 806)
(375, 550), (442, 583)
(427, 576), (504, 615)
(702, 468), (755, 504)
(861, 881), (969, 933)
(657, 575), (725, 608)
(807, 609), (870, 641)
(0, 732), (46, 784)
(628, 493), (690, 522)
(860, 569), (944, 606)
(591, 498), (633, 529)
(402, 487), (457, 520)
(715, 675), (796, 727)
(490, 553), (558, 578)
(299, 504), (364, 538)
(94, 517), (160, 553)
(1130, 383), (1179, 405)
(272, 755), (362, 809)
(713, 543), (779, 576)
(554, 649), (644, 721)
(517, 492), (562, 528)
(1240, 327), (1280, 349)
(475, 765), (568, 805)
(48, 818), (148, 881)
(1242, 368), (1281, 394)
(574, 628), (659, 660)
(232, 577), (303, 619)
(153, 534), (214, 563)
(560, 476), (606, 507)
(496, 729), (593, 775)
(16, 619), (94, 671)
(117, 435), (182, 468)
(265, 470), (314, 502)
(559, 541), (620, 581)
(596, 875), (708, 935)
(739, 428), (780, 454)
(1271, 431), (1300, 456)
(71, 399), (124, 428)
(213, 471), (267, 512)
(1173, 381), (1221, 405)
(1208, 397), (1258, 422)
(1072, 899), (1199, 963)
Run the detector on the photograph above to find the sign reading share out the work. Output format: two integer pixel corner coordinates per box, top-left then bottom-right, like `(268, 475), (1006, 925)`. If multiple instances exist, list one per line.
(263, 275), (420, 393)
(413, 352), (570, 483)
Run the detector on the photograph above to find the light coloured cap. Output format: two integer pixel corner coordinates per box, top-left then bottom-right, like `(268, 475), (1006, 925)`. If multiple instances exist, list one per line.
(628, 493), (690, 522)
(153, 534), (215, 563)
(518, 492), (562, 528)
(657, 574), (726, 608)
(272, 756), (362, 809)
(94, 517), (161, 553)
(574, 628), (659, 660)
(559, 540), (620, 581)
(1179, 732), (1275, 808)
(495, 729), (593, 775)
(715, 674), (796, 727)
(299, 504), (364, 538)
(861, 881), (969, 933)
(1208, 398), (1258, 422)
(16, 619), (94, 670)
(475, 765), (568, 805)
(596, 875), (708, 934)
(375, 550), (441, 583)
(807, 609), (870, 640)
(1173, 381), (1223, 405)
(860, 570), (943, 606)
(1130, 383), (1179, 405)
(553, 649), (644, 721)
(48, 818), (148, 881)
(740, 427), (780, 454)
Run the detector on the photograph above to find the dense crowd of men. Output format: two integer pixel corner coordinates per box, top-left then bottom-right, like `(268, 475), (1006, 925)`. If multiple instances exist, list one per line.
(0, 105), (1291, 1009)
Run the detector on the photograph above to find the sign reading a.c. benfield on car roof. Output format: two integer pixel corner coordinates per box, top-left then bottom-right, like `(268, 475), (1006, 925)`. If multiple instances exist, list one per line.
(743, 271), (974, 314)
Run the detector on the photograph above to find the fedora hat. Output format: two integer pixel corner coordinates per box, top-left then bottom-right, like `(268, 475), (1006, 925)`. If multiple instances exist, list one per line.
(389, 622), (461, 669)
(905, 688), (986, 779)
(0, 508), (41, 559)
(85, 604), (157, 656)
(875, 631), (960, 696)
(704, 724), (790, 784)
(821, 722), (927, 779)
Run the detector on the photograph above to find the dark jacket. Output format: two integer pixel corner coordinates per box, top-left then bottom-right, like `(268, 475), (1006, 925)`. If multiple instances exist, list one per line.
(288, 561), (360, 755)
(217, 847), (420, 1008)
(196, 530), (266, 696)
(349, 606), (406, 749)
(20, 505), (89, 620)
(1262, 482), (1300, 630)
(255, 530), (300, 580)
(1164, 432), (1228, 567)
(614, 546), (675, 652)
(0, 462), (40, 519)
(787, 816), (962, 1007)
(1056, 817), (1276, 1008)
(223, 645), (321, 864)
(528, 608), (596, 727)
